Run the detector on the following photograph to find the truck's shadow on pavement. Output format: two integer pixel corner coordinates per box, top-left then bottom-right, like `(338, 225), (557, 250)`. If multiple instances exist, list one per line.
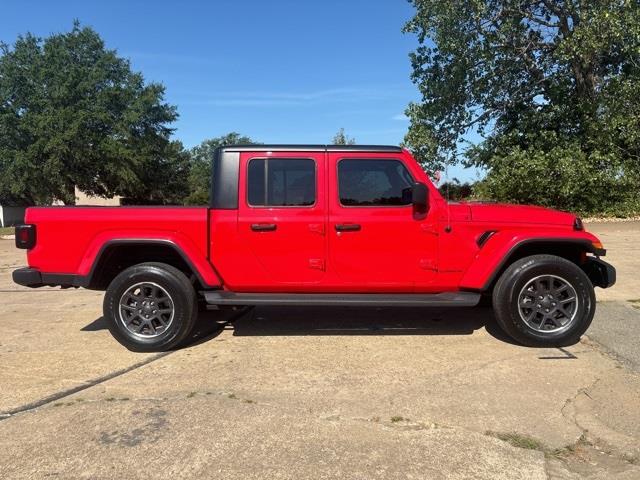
(82, 306), (518, 347)
(203, 305), (516, 344)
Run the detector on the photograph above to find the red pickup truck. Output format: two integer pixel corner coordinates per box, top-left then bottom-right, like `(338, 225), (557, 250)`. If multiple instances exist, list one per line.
(13, 145), (615, 351)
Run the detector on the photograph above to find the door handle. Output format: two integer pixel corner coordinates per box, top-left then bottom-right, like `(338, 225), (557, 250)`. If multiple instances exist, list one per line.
(251, 223), (277, 232)
(335, 224), (361, 232)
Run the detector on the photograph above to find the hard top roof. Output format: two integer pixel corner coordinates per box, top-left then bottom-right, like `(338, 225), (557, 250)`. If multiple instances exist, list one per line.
(217, 144), (403, 153)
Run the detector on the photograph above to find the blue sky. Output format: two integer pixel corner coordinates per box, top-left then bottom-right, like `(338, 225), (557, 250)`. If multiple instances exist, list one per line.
(1, 0), (480, 181)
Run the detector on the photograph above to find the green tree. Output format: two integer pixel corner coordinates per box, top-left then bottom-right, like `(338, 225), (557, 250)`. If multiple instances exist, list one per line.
(185, 133), (256, 205)
(439, 178), (474, 201)
(332, 128), (356, 145)
(404, 0), (640, 214)
(120, 140), (190, 205)
(0, 21), (187, 205)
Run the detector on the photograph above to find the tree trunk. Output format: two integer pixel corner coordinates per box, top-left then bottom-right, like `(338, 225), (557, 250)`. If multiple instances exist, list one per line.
(63, 183), (76, 205)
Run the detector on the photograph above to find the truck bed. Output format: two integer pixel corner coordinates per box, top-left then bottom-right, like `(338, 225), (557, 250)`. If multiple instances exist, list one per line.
(24, 206), (210, 277)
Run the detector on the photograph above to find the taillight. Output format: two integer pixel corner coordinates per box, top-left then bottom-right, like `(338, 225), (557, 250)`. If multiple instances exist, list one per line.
(15, 224), (36, 249)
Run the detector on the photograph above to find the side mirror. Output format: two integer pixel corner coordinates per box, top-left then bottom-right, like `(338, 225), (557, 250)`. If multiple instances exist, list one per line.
(412, 182), (429, 216)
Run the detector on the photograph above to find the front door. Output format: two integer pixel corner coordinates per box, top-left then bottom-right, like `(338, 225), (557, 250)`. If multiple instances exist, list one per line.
(327, 152), (436, 291)
(237, 151), (326, 286)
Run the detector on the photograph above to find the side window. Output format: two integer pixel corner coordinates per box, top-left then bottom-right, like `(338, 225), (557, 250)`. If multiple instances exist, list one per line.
(338, 159), (414, 206)
(247, 158), (316, 207)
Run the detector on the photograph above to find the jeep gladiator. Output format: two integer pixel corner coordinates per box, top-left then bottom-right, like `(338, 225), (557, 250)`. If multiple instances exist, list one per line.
(13, 145), (616, 351)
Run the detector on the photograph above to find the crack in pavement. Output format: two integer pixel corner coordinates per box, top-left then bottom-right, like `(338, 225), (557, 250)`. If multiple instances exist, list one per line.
(0, 352), (172, 420)
(555, 376), (640, 471)
(0, 308), (247, 421)
(560, 377), (602, 432)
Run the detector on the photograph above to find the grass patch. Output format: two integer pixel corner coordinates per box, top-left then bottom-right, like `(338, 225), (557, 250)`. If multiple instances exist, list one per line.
(625, 453), (639, 465)
(0, 227), (14, 236)
(487, 431), (639, 465)
(227, 393), (237, 400)
(486, 431), (546, 451)
(549, 434), (593, 458)
(187, 392), (197, 398)
(390, 416), (407, 423)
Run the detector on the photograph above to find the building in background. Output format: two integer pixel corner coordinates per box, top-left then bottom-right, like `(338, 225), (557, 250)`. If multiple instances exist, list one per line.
(74, 187), (121, 206)
(2, 188), (121, 227)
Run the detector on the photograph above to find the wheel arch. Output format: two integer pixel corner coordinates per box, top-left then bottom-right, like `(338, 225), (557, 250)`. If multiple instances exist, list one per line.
(461, 237), (601, 293)
(85, 240), (209, 290)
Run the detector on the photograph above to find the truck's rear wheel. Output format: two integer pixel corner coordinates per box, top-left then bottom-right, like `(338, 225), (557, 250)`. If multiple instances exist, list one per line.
(103, 262), (198, 352)
(492, 254), (595, 347)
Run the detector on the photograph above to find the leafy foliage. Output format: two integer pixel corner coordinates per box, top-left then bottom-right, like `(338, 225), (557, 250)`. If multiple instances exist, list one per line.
(0, 22), (187, 205)
(120, 141), (190, 205)
(185, 133), (256, 205)
(332, 128), (356, 145)
(470, 135), (637, 214)
(438, 178), (474, 201)
(404, 0), (640, 214)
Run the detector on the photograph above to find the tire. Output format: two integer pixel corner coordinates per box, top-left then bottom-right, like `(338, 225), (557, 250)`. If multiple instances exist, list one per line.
(492, 254), (595, 347)
(103, 262), (198, 352)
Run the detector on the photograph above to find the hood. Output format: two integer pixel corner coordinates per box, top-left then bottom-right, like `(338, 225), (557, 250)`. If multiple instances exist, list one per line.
(464, 202), (577, 226)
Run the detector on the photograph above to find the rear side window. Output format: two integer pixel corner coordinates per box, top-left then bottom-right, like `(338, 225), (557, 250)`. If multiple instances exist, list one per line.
(247, 158), (316, 207)
(338, 159), (414, 206)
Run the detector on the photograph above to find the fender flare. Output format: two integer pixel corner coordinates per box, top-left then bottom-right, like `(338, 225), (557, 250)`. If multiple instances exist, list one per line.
(461, 237), (603, 292)
(82, 239), (221, 289)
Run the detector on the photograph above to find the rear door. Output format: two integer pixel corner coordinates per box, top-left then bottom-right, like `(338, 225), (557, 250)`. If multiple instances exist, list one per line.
(237, 151), (326, 286)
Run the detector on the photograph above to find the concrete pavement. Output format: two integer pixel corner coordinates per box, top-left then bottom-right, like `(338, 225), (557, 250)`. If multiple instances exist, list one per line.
(1, 224), (640, 479)
(586, 301), (640, 371)
(586, 221), (640, 302)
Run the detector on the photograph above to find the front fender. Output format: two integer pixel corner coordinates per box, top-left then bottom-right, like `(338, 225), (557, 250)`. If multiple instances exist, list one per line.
(459, 230), (602, 291)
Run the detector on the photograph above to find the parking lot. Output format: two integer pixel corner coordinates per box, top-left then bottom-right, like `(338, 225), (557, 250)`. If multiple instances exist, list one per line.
(1, 222), (639, 479)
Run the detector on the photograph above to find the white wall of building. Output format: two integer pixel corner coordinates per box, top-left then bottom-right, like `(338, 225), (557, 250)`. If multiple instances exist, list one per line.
(75, 187), (121, 206)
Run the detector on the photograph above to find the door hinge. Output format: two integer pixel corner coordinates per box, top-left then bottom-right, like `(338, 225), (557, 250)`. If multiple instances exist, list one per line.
(420, 223), (438, 236)
(309, 258), (326, 271)
(308, 223), (325, 235)
(419, 259), (437, 271)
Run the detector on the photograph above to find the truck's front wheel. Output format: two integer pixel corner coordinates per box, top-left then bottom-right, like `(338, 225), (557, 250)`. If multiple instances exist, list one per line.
(103, 262), (198, 352)
(492, 254), (595, 347)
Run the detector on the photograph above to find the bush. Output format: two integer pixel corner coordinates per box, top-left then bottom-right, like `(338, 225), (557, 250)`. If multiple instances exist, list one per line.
(438, 180), (474, 201)
(472, 143), (639, 216)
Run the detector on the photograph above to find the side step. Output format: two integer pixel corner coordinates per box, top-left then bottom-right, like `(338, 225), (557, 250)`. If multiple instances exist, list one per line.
(203, 291), (481, 308)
